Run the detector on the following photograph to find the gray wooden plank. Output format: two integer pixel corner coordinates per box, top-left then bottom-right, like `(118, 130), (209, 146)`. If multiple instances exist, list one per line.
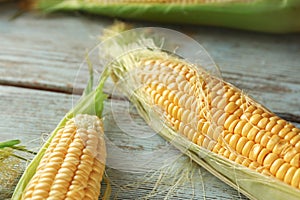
(0, 85), (72, 150)
(0, 85), (251, 199)
(0, 3), (111, 93)
(0, 4), (299, 119)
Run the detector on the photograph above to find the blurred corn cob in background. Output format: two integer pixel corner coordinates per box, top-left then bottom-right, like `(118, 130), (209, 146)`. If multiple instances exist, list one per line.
(103, 26), (300, 199)
(21, 0), (300, 33)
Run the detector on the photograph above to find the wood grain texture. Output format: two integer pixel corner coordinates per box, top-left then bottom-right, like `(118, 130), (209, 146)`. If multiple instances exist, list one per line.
(1, 2), (300, 200)
(0, 4), (110, 94)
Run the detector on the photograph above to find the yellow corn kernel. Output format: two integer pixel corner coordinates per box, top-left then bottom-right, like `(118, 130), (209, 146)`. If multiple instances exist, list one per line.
(22, 114), (106, 200)
(133, 57), (300, 189)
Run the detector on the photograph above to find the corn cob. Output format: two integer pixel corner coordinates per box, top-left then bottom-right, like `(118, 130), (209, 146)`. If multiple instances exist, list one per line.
(22, 0), (300, 33)
(21, 114), (106, 200)
(12, 67), (109, 200)
(108, 42), (300, 199)
(136, 57), (300, 187)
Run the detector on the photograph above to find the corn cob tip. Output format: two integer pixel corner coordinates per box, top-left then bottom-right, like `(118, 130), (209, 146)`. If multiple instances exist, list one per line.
(74, 114), (106, 164)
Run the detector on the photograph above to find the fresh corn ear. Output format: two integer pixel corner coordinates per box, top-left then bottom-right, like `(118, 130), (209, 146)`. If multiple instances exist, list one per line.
(12, 67), (109, 200)
(105, 33), (300, 199)
(22, 0), (300, 33)
(22, 114), (106, 200)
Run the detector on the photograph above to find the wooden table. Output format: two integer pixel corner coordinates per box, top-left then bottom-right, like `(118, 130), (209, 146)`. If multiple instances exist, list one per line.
(1, 2), (299, 199)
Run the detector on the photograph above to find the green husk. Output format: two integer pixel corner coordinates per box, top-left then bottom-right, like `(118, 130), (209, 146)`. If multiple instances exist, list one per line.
(11, 65), (109, 200)
(0, 140), (20, 149)
(26, 0), (300, 33)
(105, 37), (300, 199)
(0, 140), (35, 161)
